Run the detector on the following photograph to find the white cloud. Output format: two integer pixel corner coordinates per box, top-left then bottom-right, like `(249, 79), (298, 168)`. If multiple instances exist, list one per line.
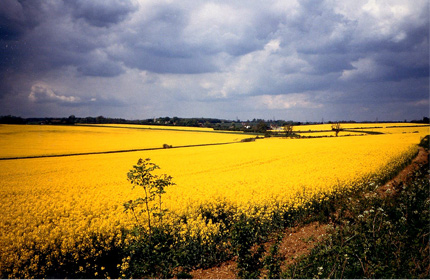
(183, 3), (249, 47)
(211, 39), (310, 97)
(28, 83), (80, 103)
(253, 93), (323, 110)
(340, 58), (382, 81)
(334, 0), (427, 44)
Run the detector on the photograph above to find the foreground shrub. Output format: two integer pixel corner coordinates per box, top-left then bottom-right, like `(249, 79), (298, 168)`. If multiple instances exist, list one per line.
(231, 214), (266, 279)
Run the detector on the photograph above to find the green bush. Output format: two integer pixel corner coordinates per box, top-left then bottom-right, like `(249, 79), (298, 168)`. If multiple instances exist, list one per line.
(121, 226), (176, 279)
(419, 135), (429, 149)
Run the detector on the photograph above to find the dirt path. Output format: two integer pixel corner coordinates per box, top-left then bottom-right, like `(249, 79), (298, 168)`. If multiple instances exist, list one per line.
(190, 222), (328, 279)
(190, 147), (429, 279)
(376, 147), (428, 197)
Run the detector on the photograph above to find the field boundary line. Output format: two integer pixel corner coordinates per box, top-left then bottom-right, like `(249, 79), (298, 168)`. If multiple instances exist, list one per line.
(0, 141), (242, 161)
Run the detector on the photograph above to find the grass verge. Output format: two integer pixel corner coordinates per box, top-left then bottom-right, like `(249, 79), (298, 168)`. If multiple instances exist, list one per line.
(283, 159), (429, 278)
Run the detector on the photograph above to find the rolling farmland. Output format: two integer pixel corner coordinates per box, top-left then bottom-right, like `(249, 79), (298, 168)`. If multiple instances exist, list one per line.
(0, 123), (428, 278)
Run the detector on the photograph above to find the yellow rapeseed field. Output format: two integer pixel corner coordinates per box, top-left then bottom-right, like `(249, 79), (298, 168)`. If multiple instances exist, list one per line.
(296, 131), (365, 137)
(83, 123), (217, 132)
(364, 126), (430, 135)
(293, 122), (429, 132)
(0, 124), (247, 158)
(0, 124), (427, 278)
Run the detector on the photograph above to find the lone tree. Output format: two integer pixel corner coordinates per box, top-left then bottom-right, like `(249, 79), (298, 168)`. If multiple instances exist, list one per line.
(124, 158), (175, 235)
(283, 124), (294, 137)
(331, 122), (342, 137)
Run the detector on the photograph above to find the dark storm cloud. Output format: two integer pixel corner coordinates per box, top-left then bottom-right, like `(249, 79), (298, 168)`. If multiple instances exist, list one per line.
(66, 0), (137, 28)
(0, 0), (428, 121)
(282, 2), (355, 55)
(109, 1), (280, 74)
(76, 52), (125, 77)
(273, 0), (429, 85)
(0, 0), (135, 80)
(0, 1), (26, 41)
(0, 0), (43, 77)
(0, 0), (44, 41)
(123, 54), (218, 74)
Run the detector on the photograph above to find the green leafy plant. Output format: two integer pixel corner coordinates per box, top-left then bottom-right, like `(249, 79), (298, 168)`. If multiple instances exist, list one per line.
(124, 158), (175, 235)
(121, 226), (177, 279)
(263, 233), (283, 279)
(231, 214), (266, 279)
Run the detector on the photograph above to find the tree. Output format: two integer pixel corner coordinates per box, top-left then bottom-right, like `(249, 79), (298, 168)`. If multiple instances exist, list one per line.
(331, 122), (342, 137)
(0, 115), (25, 124)
(255, 121), (268, 133)
(96, 115), (105, 124)
(124, 158), (175, 236)
(66, 115), (76, 125)
(283, 124), (294, 137)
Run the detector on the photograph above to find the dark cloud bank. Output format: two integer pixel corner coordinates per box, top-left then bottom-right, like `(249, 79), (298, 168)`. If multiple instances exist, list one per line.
(0, 0), (428, 121)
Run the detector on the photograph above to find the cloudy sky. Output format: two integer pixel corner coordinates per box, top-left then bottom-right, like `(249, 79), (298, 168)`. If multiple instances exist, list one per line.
(0, 0), (428, 121)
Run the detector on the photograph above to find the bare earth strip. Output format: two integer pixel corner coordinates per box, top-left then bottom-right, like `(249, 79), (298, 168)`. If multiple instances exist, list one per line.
(376, 147), (428, 197)
(190, 222), (328, 279)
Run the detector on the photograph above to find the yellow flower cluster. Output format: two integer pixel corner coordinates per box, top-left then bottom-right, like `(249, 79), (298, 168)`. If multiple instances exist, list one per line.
(0, 124), (427, 277)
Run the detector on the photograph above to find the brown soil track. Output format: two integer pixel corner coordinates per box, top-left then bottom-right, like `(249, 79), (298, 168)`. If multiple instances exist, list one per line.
(190, 147), (429, 279)
(190, 223), (329, 279)
(376, 147), (428, 197)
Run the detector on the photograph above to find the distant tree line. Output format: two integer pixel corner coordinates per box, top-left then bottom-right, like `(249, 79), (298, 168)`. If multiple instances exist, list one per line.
(0, 115), (26, 124)
(1, 115), (428, 131)
(411, 116), (430, 124)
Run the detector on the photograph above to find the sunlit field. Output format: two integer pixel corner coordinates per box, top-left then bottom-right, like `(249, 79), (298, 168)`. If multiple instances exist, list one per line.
(0, 124), (247, 158)
(293, 122), (429, 132)
(296, 131), (366, 137)
(82, 123), (217, 132)
(367, 126), (430, 135)
(0, 123), (428, 278)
